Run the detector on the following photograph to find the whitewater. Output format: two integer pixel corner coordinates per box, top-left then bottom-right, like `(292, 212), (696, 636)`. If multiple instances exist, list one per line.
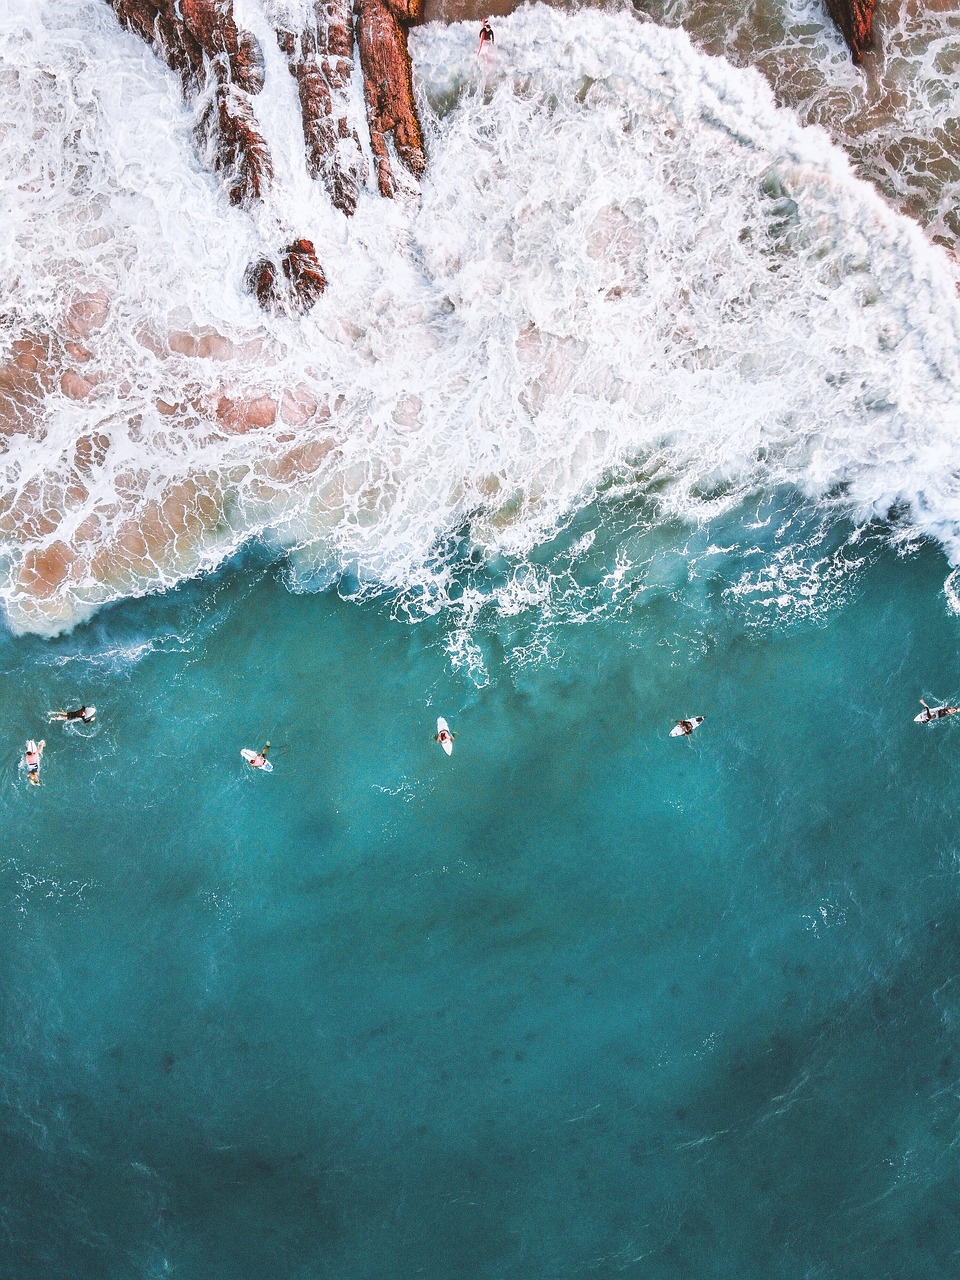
(1, 0), (959, 635)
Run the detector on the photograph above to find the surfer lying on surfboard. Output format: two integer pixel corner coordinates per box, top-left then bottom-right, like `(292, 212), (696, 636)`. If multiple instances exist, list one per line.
(670, 716), (704, 737)
(23, 738), (44, 784)
(49, 704), (96, 724)
(915, 699), (959, 723)
(435, 718), (455, 755)
(242, 741), (272, 771)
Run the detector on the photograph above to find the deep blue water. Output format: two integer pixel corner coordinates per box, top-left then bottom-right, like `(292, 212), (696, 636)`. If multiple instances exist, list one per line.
(2, 506), (960, 1279)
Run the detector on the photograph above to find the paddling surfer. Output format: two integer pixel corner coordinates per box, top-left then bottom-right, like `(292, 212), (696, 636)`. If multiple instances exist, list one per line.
(435, 725), (455, 750)
(671, 717), (704, 737)
(916, 699), (959, 723)
(49, 705), (96, 724)
(246, 741), (271, 769)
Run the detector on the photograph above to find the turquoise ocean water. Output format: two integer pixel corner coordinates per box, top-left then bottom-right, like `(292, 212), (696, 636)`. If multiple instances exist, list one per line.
(4, 1), (960, 1273)
(4, 498), (960, 1278)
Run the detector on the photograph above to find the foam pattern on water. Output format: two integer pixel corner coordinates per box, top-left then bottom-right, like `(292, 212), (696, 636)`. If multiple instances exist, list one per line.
(647, 0), (960, 251)
(0, 1), (958, 634)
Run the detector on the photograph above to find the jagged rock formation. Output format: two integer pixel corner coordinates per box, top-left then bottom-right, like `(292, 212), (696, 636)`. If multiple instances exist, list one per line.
(106, 0), (272, 205)
(105, 0), (427, 209)
(824, 0), (877, 64)
(356, 0), (427, 198)
(104, 0), (428, 306)
(245, 240), (328, 313)
(278, 0), (426, 208)
(277, 3), (369, 217)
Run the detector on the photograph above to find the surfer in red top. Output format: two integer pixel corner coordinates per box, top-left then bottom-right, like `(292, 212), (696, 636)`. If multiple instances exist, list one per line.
(478, 20), (494, 56)
(23, 739), (44, 784)
(671, 717), (704, 737)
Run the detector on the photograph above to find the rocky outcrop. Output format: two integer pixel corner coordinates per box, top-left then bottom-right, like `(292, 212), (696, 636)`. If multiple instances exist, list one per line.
(824, 0), (877, 64)
(277, 3), (369, 217)
(245, 240), (327, 313)
(107, 0), (428, 212)
(106, 0), (272, 205)
(105, 0), (429, 305)
(197, 84), (272, 206)
(356, 0), (427, 198)
(277, 0), (426, 207)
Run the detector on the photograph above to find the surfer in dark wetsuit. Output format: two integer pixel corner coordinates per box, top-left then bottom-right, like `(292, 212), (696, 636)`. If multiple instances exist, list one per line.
(917, 699), (959, 723)
(478, 20), (494, 54)
(49, 705), (96, 724)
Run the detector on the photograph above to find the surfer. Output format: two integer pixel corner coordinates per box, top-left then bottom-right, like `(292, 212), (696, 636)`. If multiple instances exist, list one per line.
(435, 721), (455, 753)
(245, 741), (271, 769)
(915, 700), (959, 723)
(48, 705), (96, 724)
(670, 716), (704, 737)
(23, 739), (44, 785)
(477, 19), (494, 55)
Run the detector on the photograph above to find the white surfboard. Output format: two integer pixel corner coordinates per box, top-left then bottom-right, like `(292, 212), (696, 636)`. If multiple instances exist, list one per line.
(914, 705), (958, 723)
(436, 716), (453, 756)
(241, 748), (273, 772)
(669, 716), (704, 737)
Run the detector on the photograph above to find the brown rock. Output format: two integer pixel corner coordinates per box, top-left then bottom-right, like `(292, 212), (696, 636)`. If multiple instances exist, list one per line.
(277, 6), (369, 217)
(237, 30), (267, 96)
(823, 0), (877, 64)
(245, 257), (280, 310)
(245, 240), (326, 314)
(282, 239), (327, 309)
(105, 1), (272, 202)
(179, 0), (265, 93)
(105, 0), (431, 291)
(197, 83), (272, 205)
(357, 0), (426, 198)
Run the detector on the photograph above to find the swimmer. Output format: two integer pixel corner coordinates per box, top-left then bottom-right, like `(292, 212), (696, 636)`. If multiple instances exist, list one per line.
(23, 739), (44, 785)
(49, 705), (96, 724)
(477, 19), (494, 55)
(670, 716), (704, 738)
(914, 699), (960, 724)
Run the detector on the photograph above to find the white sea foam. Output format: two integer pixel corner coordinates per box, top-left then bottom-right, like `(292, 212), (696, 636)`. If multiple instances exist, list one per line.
(651, 0), (960, 253)
(0, 1), (958, 634)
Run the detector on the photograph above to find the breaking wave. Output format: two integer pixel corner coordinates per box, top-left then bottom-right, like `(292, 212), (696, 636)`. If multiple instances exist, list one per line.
(0, 0), (958, 634)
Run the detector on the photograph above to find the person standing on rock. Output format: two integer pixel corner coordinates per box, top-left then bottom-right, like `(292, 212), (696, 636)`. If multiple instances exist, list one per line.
(478, 19), (494, 56)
